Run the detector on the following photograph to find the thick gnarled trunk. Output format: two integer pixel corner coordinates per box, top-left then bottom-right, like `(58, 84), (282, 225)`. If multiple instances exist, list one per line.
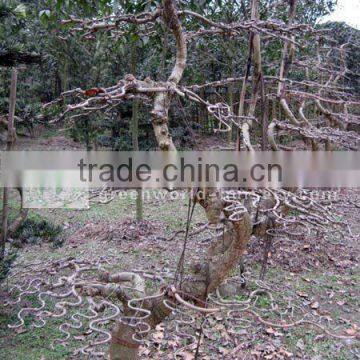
(109, 191), (252, 360)
(109, 298), (172, 360)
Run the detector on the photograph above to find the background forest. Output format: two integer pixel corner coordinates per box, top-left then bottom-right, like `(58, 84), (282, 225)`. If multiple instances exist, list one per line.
(1, 0), (359, 150)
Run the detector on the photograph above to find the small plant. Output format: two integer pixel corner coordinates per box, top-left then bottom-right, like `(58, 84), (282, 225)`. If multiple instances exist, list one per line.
(0, 251), (17, 281)
(11, 217), (63, 248)
(256, 295), (271, 308)
(235, 294), (248, 302)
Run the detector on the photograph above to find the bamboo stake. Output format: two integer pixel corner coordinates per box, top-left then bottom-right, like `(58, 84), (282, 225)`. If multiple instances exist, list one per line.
(1, 68), (18, 260)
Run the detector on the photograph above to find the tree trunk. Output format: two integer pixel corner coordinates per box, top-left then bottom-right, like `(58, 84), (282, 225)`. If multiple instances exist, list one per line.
(108, 191), (253, 360)
(109, 298), (172, 360)
(131, 41), (143, 221)
(277, 0), (300, 126)
(227, 60), (234, 144)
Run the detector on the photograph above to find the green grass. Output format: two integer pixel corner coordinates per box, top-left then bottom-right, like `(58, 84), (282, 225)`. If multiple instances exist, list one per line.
(284, 328), (355, 360)
(0, 317), (73, 360)
(235, 294), (248, 302)
(0, 293), (74, 360)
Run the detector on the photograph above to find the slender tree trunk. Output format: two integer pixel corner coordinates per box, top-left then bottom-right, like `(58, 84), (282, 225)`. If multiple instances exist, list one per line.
(236, 43), (251, 150)
(1, 69), (17, 260)
(84, 118), (91, 151)
(132, 98), (143, 220)
(199, 87), (208, 134)
(131, 42), (143, 220)
(261, 79), (269, 150)
(62, 42), (69, 92)
(237, 0), (263, 151)
(54, 68), (62, 96)
(276, 0), (300, 126)
(227, 60), (234, 144)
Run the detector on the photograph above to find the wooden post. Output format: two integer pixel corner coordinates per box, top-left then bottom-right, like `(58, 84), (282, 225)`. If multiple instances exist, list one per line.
(131, 42), (143, 221)
(1, 68), (17, 260)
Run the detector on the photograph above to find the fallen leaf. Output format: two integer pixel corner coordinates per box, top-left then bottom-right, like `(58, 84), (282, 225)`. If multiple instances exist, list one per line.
(152, 324), (164, 343)
(310, 301), (320, 309)
(203, 328), (217, 341)
(168, 339), (179, 348)
(177, 351), (194, 360)
(279, 348), (294, 358)
(297, 291), (309, 298)
(266, 327), (275, 335)
(15, 327), (27, 335)
(219, 346), (230, 355)
(315, 334), (326, 341)
(139, 346), (151, 356)
(345, 326), (358, 336)
(214, 324), (225, 331)
(296, 339), (305, 351)
(84, 87), (104, 97)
